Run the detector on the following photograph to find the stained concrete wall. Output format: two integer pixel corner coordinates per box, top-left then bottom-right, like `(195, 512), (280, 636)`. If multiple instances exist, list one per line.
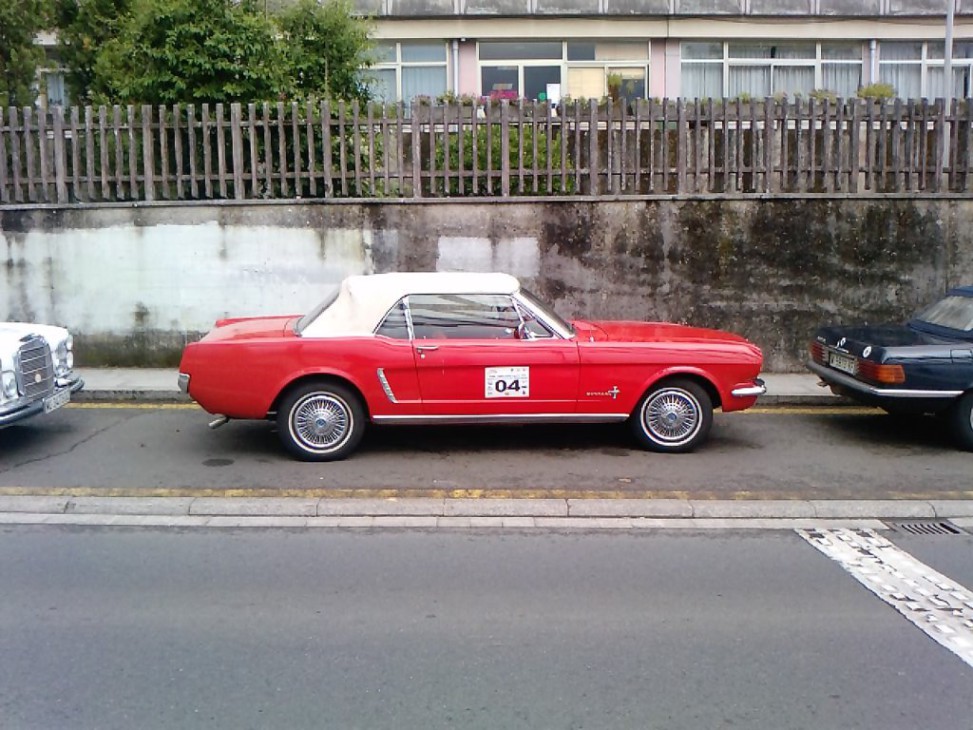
(2, 198), (970, 372)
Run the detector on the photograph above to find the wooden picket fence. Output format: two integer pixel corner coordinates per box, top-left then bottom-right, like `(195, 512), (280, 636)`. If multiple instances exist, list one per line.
(2, 97), (973, 205)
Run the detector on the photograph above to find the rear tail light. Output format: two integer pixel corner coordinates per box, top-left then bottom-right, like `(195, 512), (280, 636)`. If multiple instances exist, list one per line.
(809, 341), (825, 363)
(858, 360), (906, 385)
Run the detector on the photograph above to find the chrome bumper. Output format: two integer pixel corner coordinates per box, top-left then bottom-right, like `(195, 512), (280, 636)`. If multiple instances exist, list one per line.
(807, 361), (961, 399)
(0, 375), (84, 428)
(177, 372), (190, 393)
(731, 378), (766, 398)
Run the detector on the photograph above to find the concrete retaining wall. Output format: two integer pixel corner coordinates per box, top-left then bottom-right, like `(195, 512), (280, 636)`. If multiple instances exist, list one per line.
(2, 198), (970, 371)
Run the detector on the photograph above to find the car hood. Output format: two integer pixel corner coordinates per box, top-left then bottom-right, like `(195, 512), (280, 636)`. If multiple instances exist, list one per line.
(201, 315), (299, 343)
(0, 322), (69, 351)
(576, 319), (755, 347)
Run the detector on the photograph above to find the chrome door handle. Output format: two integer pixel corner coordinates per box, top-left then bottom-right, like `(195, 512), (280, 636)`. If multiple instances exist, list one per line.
(416, 345), (439, 357)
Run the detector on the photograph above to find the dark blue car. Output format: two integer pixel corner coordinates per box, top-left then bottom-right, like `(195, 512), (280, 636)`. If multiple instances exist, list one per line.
(807, 286), (973, 450)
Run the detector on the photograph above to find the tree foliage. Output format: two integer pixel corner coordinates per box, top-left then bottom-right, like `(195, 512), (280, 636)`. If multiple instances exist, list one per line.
(52, 0), (375, 106)
(55, 0), (131, 104)
(0, 0), (55, 107)
(276, 0), (374, 103)
(92, 0), (283, 105)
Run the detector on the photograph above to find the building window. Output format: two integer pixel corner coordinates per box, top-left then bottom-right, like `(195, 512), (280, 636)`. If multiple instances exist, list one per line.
(879, 41), (973, 100)
(478, 40), (649, 103)
(41, 70), (68, 107)
(681, 41), (863, 99)
(369, 41), (448, 103)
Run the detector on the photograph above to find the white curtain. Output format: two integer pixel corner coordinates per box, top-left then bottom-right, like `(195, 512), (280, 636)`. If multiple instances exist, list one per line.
(773, 66), (814, 96)
(880, 65), (922, 100)
(682, 63), (723, 98)
(822, 64), (862, 97)
(369, 69), (396, 103)
(402, 67), (447, 102)
(728, 66), (770, 97)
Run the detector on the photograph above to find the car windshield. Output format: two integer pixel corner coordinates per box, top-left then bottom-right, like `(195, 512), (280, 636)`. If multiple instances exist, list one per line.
(295, 287), (340, 334)
(914, 294), (973, 332)
(517, 288), (575, 337)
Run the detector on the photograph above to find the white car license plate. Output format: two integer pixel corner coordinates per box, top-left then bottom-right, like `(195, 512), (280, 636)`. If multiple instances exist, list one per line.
(43, 388), (71, 413)
(828, 351), (857, 375)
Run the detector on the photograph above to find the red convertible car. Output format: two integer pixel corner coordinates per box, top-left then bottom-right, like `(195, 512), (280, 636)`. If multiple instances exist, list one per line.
(178, 272), (765, 460)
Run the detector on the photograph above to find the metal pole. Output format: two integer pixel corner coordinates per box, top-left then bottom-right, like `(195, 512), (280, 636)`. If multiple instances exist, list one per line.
(943, 0), (955, 187)
(946, 0), (955, 100)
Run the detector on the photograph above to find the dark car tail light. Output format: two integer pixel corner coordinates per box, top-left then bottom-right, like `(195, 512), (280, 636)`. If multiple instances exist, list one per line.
(858, 360), (906, 385)
(809, 341), (825, 363)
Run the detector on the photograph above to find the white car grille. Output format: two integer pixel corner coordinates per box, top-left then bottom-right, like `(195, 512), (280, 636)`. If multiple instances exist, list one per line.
(19, 336), (55, 401)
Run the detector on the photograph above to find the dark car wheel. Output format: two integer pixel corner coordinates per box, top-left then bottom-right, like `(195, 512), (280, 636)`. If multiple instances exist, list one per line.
(631, 379), (713, 453)
(948, 391), (973, 451)
(276, 381), (365, 461)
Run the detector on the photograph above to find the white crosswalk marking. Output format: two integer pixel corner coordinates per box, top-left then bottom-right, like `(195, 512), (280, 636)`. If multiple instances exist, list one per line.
(799, 527), (973, 669)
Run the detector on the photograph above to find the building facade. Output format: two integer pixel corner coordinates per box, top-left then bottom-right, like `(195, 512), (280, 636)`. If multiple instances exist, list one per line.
(361, 0), (973, 103)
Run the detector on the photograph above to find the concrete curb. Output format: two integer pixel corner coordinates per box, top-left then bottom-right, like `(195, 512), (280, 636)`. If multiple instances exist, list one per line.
(1, 496), (972, 530)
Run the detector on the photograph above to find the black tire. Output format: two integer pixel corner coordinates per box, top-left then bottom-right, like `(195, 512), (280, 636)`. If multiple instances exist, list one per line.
(948, 391), (973, 451)
(630, 378), (713, 453)
(276, 381), (365, 461)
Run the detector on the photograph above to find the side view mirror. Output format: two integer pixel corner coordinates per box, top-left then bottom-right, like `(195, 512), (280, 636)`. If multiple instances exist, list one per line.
(516, 322), (535, 341)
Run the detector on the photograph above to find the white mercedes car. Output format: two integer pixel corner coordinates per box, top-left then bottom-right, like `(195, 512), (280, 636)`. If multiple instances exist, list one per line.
(0, 322), (83, 427)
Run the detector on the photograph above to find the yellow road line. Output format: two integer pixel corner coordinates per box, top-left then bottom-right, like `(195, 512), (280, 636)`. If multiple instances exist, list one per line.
(68, 403), (198, 410)
(2, 486), (972, 501)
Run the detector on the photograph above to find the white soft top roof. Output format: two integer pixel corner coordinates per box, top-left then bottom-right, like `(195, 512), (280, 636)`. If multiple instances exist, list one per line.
(301, 272), (521, 338)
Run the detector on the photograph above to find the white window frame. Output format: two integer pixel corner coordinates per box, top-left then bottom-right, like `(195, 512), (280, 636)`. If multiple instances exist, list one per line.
(681, 41), (864, 99)
(371, 41), (449, 103)
(477, 40), (650, 102)
(878, 41), (973, 100)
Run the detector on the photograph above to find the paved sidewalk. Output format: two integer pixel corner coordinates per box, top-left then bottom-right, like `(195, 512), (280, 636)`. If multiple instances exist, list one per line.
(74, 368), (840, 405)
(1, 495), (971, 530)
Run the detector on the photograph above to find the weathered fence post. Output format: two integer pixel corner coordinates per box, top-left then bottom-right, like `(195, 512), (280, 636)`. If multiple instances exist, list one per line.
(231, 103), (244, 200)
(141, 104), (155, 201)
(53, 106), (68, 203)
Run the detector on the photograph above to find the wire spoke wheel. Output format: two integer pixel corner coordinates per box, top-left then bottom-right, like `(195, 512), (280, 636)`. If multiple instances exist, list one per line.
(277, 381), (365, 461)
(631, 379), (713, 453)
(292, 394), (351, 451)
(644, 388), (701, 444)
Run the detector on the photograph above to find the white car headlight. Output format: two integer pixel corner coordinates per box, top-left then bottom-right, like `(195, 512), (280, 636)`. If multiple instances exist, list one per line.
(56, 337), (74, 374)
(1, 369), (18, 400)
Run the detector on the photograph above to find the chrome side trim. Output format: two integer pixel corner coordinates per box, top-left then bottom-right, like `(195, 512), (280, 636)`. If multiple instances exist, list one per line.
(807, 361), (962, 399)
(372, 413), (629, 425)
(731, 379), (766, 398)
(376, 368), (397, 403)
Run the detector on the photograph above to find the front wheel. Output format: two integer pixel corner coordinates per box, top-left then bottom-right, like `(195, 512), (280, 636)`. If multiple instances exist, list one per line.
(947, 391), (973, 451)
(631, 379), (713, 453)
(276, 381), (365, 461)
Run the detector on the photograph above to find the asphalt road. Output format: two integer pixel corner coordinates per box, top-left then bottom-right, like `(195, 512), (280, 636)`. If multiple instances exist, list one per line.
(2, 527), (971, 730)
(0, 404), (971, 499)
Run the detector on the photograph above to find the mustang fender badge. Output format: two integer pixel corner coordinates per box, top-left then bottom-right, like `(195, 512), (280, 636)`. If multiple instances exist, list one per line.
(586, 386), (620, 399)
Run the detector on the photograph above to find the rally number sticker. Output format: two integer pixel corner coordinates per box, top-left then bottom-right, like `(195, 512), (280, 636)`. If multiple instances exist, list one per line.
(485, 367), (530, 398)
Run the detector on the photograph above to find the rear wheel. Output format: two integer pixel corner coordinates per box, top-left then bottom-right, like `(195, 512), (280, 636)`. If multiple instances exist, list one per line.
(631, 379), (713, 453)
(947, 391), (973, 451)
(276, 381), (365, 461)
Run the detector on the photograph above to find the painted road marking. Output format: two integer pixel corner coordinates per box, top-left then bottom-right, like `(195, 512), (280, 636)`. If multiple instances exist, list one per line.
(799, 527), (973, 669)
(68, 403), (198, 410)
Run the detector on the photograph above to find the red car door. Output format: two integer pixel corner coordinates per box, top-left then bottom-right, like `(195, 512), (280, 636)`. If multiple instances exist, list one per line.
(408, 293), (580, 416)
